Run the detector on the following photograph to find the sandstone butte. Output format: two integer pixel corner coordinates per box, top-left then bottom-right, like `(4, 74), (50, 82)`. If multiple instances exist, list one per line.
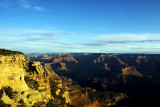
(0, 49), (71, 107)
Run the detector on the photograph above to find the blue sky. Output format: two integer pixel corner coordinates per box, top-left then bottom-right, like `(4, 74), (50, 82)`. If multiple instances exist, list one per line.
(0, 0), (160, 53)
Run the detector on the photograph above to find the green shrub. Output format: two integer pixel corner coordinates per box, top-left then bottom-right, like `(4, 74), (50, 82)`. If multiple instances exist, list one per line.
(1, 86), (17, 99)
(32, 102), (45, 107)
(21, 91), (25, 94)
(24, 76), (39, 90)
(49, 79), (66, 104)
(17, 105), (26, 107)
(46, 100), (58, 107)
(0, 100), (11, 107)
(26, 94), (31, 98)
(18, 99), (24, 104)
(17, 99), (27, 107)
(0, 90), (3, 99)
(0, 49), (23, 56)
(49, 79), (58, 97)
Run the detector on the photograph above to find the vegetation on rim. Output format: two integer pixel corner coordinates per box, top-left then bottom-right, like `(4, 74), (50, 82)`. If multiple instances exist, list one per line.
(0, 49), (23, 56)
(24, 76), (39, 90)
(1, 86), (18, 99)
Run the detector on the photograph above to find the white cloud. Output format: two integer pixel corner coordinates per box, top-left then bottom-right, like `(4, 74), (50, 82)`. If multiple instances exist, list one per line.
(18, 0), (30, 9)
(27, 30), (73, 36)
(21, 4), (30, 8)
(91, 33), (160, 43)
(0, 3), (9, 8)
(0, 0), (10, 8)
(0, 0), (45, 11)
(1, 28), (160, 53)
(34, 6), (44, 11)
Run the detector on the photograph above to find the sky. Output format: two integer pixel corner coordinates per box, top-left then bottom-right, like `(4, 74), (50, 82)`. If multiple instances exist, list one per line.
(0, 0), (160, 53)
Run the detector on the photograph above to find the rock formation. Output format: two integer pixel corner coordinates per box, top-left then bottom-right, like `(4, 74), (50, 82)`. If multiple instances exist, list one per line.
(27, 53), (160, 107)
(0, 49), (71, 106)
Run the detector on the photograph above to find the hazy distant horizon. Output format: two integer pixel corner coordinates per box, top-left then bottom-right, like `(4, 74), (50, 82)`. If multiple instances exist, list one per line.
(24, 51), (160, 55)
(1, 0), (160, 53)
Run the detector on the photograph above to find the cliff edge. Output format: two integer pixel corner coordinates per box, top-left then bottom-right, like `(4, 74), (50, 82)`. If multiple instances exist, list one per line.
(0, 49), (71, 107)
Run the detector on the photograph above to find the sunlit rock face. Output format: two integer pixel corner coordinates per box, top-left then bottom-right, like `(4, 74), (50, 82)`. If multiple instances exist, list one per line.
(0, 54), (29, 91)
(122, 66), (142, 77)
(53, 56), (78, 63)
(0, 49), (71, 106)
(0, 53), (51, 106)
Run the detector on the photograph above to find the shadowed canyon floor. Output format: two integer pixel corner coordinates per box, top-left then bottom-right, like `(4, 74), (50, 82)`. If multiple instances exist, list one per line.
(28, 53), (160, 107)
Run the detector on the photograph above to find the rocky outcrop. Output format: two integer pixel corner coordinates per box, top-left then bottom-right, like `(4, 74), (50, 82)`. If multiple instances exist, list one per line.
(122, 66), (143, 84)
(68, 90), (93, 107)
(93, 57), (105, 63)
(0, 49), (71, 106)
(122, 66), (142, 77)
(0, 53), (51, 106)
(136, 56), (148, 63)
(53, 56), (78, 63)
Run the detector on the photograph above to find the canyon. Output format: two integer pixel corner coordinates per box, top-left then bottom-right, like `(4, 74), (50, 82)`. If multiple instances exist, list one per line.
(28, 53), (160, 107)
(1, 49), (160, 107)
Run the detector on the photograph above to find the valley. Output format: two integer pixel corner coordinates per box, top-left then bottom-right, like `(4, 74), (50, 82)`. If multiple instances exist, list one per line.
(27, 53), (160, 107)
